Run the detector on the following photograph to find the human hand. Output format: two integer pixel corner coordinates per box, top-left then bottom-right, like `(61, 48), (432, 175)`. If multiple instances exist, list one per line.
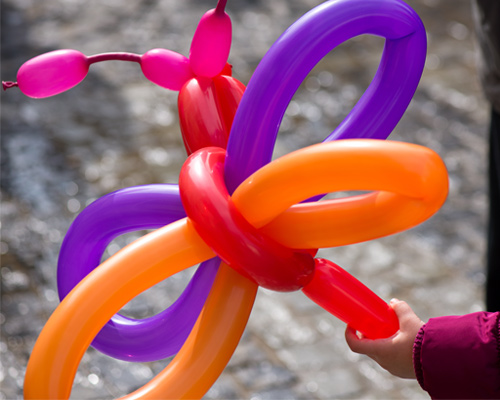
(345, 299), (425, 379)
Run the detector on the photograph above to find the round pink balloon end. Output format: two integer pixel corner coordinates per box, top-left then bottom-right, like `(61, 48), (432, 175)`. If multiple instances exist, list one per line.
(17, 49), (89, 98)
(189, 9), (232, 78)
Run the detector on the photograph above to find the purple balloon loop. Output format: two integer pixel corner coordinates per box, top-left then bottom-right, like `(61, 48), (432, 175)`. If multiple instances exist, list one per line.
(57, 184), (218, 362)
(224, 0), (427, 193)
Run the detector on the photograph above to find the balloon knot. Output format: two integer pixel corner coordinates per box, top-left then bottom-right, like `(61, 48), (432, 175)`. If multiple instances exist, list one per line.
(2, 81), (18, 91)
(215, 0), (228, 15)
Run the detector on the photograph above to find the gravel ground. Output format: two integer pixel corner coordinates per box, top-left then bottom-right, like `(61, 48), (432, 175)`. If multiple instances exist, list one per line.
(0, 0), (489, 399)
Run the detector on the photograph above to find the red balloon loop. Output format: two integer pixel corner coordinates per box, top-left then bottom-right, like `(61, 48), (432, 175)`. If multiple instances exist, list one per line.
(179, 147), (315, 291)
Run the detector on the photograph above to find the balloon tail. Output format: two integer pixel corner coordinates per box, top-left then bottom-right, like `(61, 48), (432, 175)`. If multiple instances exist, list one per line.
(87, 52), (142, 65)
(2, 81), (18, 91)
(215, 0), (228, 15)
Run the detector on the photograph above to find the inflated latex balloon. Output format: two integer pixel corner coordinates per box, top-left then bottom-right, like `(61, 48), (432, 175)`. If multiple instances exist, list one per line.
(140, 49), (194, 90)
(12, 0), (447, 399)
(24, 140), (448, 400)
(303, 258), (399, 339)
(178, 75), (245, 154)
(189, 0), (232, 77)
(16, 49), (90, 98)
(179, 148), (316, 291)
(233, 140), (448, 247)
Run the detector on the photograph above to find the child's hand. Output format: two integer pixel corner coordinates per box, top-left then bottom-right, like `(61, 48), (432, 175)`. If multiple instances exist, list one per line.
(345, 299), (425, 379)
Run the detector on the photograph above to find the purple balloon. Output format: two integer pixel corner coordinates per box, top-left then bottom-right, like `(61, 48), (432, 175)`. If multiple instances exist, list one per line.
(57, 184), (218, 362)
(57, 0), (426, 363)
(224, 0), (426, 193)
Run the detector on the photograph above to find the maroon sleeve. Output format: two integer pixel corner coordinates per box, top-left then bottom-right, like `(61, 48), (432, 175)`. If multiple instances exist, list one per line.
(413, 311), (500, 399)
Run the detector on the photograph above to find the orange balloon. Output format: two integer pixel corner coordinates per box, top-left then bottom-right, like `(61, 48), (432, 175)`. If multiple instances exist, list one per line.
(23, 219), (212, 399)
(24, 219), (258, 400)
(24, 140), (448, 399)
(124, 264), (256, 400)
(233, 140), (448, 248)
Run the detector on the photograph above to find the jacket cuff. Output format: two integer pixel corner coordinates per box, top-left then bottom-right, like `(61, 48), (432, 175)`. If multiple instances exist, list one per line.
(412, 323), (426, 390)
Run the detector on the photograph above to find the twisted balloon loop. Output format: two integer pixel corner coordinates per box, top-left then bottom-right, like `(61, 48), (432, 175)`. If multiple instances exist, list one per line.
(180, 147), (316, 291)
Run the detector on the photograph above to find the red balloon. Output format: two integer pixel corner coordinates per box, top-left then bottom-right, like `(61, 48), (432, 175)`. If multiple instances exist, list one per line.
(178, 75), (245, 155)
(219, 63), (233, 77)
(302, 258), (399, 339)
(213, 75), (245, 141)
(179, 147), (315, 292)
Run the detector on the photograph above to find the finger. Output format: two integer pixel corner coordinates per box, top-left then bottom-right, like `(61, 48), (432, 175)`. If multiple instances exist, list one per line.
(390, 300), (412, 320)
(390, 300), (424, 332)
(345, 326), (360, 352)
(345, 326), (375, 355)
(390, 299), (409, 314)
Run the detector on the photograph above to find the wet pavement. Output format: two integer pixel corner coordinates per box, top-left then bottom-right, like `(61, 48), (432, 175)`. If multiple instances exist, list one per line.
(0, 0), (490, 399)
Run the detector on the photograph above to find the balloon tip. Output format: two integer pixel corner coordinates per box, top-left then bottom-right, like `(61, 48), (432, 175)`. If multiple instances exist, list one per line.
(215, 0), (228, 15)
(2, 81), (18, 91)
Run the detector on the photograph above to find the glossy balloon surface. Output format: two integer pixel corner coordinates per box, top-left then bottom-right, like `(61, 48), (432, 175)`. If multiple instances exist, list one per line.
(303, 258), (399, 339)
(141, 49), (194, 90)
(189, 9), (232, 77)
(179, 148), (315, 291)
(17, 49), (89, 98)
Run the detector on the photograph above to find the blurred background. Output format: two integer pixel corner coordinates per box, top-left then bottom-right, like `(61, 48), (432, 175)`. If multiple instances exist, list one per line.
(0, 0), (489, 399)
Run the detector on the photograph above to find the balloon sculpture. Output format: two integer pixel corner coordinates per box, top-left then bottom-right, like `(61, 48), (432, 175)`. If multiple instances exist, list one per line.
(3, 0), (448, 399)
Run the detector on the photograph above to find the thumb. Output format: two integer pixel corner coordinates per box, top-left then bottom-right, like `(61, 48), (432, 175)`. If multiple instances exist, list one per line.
(390, 299), (424, 332)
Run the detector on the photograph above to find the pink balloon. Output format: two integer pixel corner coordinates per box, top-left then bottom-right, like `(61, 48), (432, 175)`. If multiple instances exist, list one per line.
(17, 49), (89, 98)
(141, 49), (194, 91)
(189, 9), (232, 78)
